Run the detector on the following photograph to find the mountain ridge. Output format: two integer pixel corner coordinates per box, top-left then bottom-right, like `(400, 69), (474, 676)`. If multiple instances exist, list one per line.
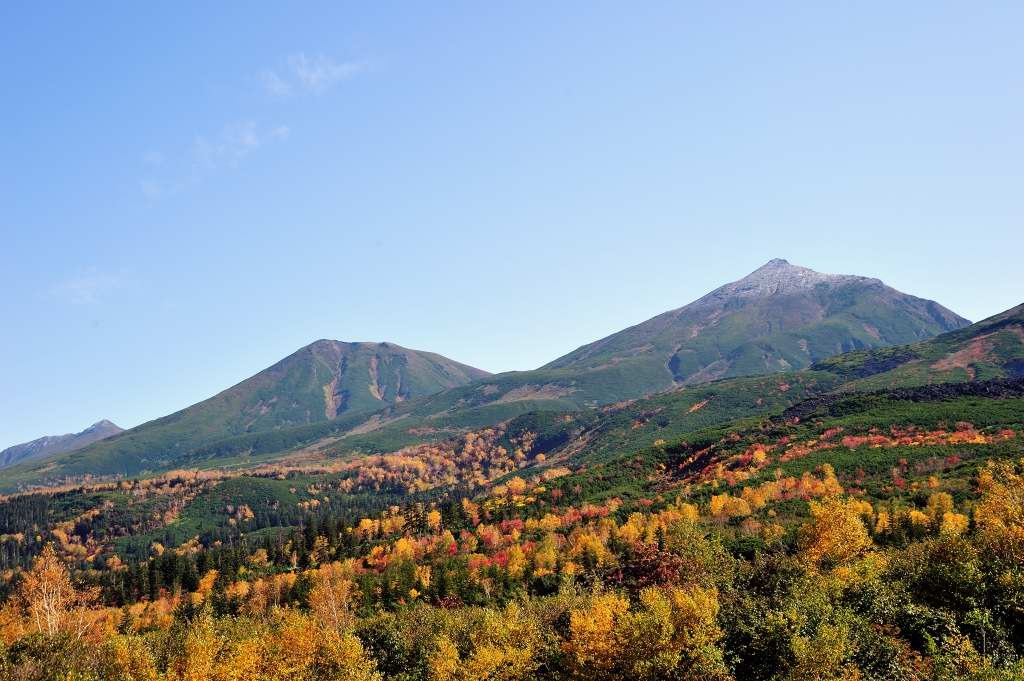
(0, 262), (979, 490)
(0, 420), (123, 468)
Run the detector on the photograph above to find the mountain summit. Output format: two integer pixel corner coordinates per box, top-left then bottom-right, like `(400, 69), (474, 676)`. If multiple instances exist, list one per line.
(137, 338), (487, 440)
(545, 259), (970, 386)
(706, 258), (880, 299)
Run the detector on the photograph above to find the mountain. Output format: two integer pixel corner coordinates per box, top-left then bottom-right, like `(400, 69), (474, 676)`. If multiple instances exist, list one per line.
(545, 259), (969, 385)
(329, 302), (1023, 479)
(319, 260), (970, 437)
(229, 340), (491, 425)
(0, 263), (974, 491)
(0, 341), (488, 484)
(0, 420), (123, 468)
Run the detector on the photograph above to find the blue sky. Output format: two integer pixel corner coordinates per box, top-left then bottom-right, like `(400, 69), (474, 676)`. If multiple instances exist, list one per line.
(1, 2), (1022, 448)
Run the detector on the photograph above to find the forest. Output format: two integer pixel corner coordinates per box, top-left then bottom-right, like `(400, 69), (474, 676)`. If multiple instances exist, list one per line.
(1, 386), (1023, 680)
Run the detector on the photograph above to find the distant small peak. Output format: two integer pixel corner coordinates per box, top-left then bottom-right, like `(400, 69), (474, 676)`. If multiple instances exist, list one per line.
(83, 420), (122, 435)
(746, 258), (797, 273)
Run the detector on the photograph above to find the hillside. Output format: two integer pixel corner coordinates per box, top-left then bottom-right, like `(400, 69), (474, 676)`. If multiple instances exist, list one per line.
(0, 420), (122, 469)
(497, 303), (1024, 474)
(812, 302), (1024, 389)
(3, 344), (1023, 679)
(0, 341), (487, 485)
(546, 258), (969, 384)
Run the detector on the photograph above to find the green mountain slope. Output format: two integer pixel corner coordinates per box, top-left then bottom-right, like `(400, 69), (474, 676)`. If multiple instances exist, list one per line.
(217, 310), (1007, 485)
(546, 258), (969, 385)
(812, 302), (1024, 389)
(1, 341), (487, 486)
(537, 376), (1024, 515)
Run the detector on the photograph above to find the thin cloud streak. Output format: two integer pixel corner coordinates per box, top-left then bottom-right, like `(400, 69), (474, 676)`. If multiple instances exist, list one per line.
(137, 50), (366, 199)
(51, 270), (123, 305)
(262, 53), (366, 97)
(140, 121), (289, 199)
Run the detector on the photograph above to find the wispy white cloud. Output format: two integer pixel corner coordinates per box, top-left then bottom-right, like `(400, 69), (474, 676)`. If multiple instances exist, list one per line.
(262, 53), (366, 97)
(192, 120), (288, 171)
(52, 269), (123, 305)
(140, 120), (289, 199)
(137, 51), (364, 199)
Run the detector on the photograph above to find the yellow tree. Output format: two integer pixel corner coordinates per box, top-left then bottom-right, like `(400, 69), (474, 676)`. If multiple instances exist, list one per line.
(561, 591), (630, 679)
(96, 634), (160, 681)
(450, 604), (541, 681)
(269, 609), (380, 681)
(926, 492), (955, 527)
(798, 497), (872, 570)
(167, 607), (219, 681)
(666, 586), (730, 680)
(506, 544), (527, 581)
(789, 620), (861, 681)
(427, 635), (461, 681)
(427, 509), (443, 531)
(308, 562), (359, 631)
(974, 460), (1024, 564)
(614, 588), (680, 679)
(17, 543), (99, 638)
(313, 627), (381, 681)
